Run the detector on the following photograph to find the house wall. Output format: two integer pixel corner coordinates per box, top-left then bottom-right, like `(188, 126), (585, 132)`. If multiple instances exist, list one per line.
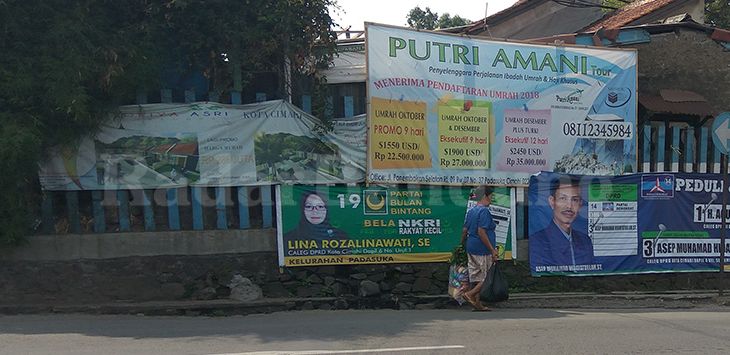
(631, 29), (730, 115)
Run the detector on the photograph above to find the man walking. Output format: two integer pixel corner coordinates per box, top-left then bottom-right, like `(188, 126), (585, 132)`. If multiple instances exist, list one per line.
(461, 185), (499, 311)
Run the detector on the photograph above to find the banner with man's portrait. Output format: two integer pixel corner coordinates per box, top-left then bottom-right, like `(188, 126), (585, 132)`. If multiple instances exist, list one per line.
(529, 171), (730, 276)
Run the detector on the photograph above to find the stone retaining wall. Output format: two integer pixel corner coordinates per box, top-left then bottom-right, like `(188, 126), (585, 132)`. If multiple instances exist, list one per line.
(2, 252), (730, 310)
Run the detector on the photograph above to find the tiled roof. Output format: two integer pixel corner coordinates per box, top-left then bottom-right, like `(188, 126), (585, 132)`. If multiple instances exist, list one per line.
(151, 144), (173, 153)
(169, 142), (198, 155)
(150, 142), (197, 155)
(659, 89), (706, 103)
(583, 0), (677, 32)
(639, 90), (715, 117)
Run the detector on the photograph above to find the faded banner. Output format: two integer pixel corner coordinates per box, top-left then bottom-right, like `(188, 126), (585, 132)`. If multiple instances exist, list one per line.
(39, 100), (366, 190)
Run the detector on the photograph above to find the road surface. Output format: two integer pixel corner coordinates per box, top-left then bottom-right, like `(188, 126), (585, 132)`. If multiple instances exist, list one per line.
(2, 307), (729, 354)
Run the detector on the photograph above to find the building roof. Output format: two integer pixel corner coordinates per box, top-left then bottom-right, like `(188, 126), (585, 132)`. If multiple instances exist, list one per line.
(455, 0), (533, 34)
(524, 17), (730, 46)
(150, 142), (197, 155)
(151, 144), (174, 154)
(169, 142), (198, 155)
(639, 89), (715, 117)
(449, 0), (606, 40)
(583, 0), (682, 32)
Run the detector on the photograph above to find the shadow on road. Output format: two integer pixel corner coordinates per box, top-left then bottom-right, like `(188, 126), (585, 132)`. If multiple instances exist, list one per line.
(1, 307), (727, 341)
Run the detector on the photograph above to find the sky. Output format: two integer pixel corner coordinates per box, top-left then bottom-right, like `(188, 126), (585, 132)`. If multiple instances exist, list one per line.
(330, 0), (519, 31)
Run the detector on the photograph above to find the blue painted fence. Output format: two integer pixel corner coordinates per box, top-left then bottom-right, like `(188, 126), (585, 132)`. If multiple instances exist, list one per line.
(40, 92), (720, 235)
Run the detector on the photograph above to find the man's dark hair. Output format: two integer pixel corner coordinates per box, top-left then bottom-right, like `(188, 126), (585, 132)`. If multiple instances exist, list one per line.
(473, 185), (494, 200)
(549, 175), (581, 197)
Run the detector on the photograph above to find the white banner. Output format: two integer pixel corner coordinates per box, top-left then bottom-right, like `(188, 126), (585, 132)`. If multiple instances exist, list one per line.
(39, 100), (366, 190)
(366, 23), (638, 186)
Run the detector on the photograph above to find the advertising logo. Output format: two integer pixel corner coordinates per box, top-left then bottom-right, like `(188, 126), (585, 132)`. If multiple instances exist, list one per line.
(555, 89), (584, 105)
(641, 174), (674, 198)
(605, 88), (631, 108)
(363, 190), (388, 215)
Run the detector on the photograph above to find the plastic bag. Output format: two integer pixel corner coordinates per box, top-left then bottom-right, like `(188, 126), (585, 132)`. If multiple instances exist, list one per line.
(448, 264), (470, 305)
(480, 262), (509, 302)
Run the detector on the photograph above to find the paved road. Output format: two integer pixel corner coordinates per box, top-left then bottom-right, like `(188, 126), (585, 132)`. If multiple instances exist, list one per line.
(2, 307), (730, 355)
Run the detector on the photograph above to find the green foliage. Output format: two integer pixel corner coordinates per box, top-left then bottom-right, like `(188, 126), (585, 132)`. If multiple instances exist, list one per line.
(407, 6), (472, 30)
(706, 0), (730, 28)
(601, 0), (628, 13)
(0, 119), (42, 246)
(449, 244), (468, 266)
(0, 0), (337, 246)
(437, 13), (471, 29)
(406, 6), (439, 30)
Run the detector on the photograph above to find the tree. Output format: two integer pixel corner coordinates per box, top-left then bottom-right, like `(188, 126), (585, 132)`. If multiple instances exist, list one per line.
(0, 0), (337, 246)
(437, 13), (472, 29)
(706, 0), (730, 28)
(407, 6), (472, 30)
(600, 0), (631, 13)
(407, 6), (439, 30)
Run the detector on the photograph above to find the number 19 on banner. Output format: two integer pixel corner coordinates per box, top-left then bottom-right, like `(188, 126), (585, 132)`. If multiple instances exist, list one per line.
(338, 194), (361, 208)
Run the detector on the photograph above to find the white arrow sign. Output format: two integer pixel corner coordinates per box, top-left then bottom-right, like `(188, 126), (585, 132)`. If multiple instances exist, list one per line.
(712, 112), (730, 155)
(714, 119), (730, 153)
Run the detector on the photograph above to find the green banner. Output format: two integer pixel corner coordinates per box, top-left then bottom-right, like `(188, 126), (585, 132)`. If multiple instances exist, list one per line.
(277, 185), (514, 266)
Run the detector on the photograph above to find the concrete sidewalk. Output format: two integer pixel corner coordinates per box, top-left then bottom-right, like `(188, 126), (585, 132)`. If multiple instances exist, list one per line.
(2, 290), (728, 316)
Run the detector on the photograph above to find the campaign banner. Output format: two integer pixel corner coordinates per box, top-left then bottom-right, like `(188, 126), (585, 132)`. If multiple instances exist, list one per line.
(39, 100), (366, 190)
(277, 185), (515, 267)
(529, 171), (730, 276)
(366, 23), (637, 186)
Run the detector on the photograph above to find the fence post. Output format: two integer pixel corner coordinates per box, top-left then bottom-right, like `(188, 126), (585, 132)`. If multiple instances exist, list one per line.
(657, 124), (666, 172)
(301, 95), (312, 114)
(231, 91), (242, 105)
(643, 124), (651, 172)
(700, 127), (709, 173)
(161, 89), (172, 104)
(325, 96), (333, 119)
(117, 190), (130, 232)
(671, 125), (680, 172)
(344, 96), (354, 117)
(262, 185), (273, 228)
(41, 193), (54, 234)
(167, 188), (180, 230)
(184, 89), (196, 103)
(143, 189), (155, 231)
(191, 187), (204, 230)
(686, 127), (695, 172)
(216, 187), (228, 230)
(66, 191), (81, 234)
(136, 89), (148, 105)
(715, 132), (723, 173)
(92, 190), (105, 233)
(238, 187), (251, 229)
